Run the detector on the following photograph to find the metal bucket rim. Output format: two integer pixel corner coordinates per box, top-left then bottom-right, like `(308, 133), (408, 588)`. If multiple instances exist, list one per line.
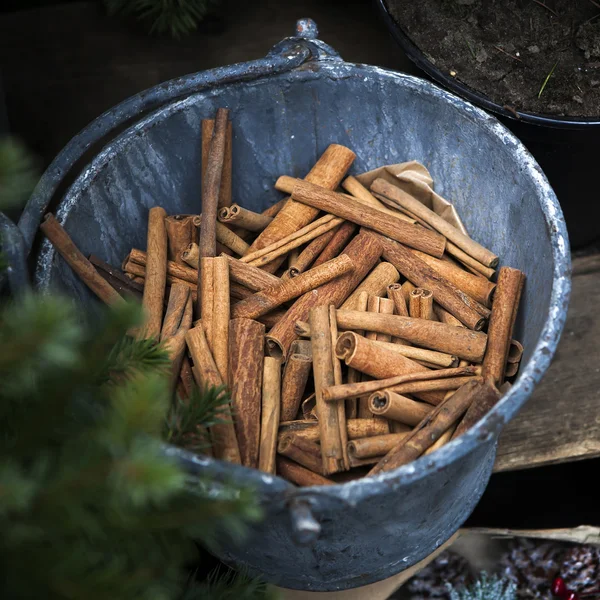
(34, 59), (570, 497)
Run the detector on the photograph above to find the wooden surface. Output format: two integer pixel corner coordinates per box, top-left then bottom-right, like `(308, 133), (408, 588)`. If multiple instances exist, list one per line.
(495, 252), (600, 472)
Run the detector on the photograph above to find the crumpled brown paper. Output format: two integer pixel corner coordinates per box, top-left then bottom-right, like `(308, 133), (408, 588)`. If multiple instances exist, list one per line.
(355, 160), (467, 236)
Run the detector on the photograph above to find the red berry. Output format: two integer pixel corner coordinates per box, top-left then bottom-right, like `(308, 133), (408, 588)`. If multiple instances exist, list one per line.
(553, 577), (568, 597)
(567, 593), (579, 600)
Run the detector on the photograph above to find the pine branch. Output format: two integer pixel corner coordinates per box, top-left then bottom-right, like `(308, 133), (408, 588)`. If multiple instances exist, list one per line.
(182, 568), (279, 600)
(104, 0), (216, 38)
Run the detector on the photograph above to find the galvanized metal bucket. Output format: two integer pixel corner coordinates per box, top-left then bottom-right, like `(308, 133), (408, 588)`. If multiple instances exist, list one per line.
(4, 19), (570, 592)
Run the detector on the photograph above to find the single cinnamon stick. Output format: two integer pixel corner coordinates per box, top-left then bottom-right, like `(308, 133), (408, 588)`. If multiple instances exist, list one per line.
(288, 247), (300, 269)
(411, 249), (496, 307)
(248, 144), (356, 255)
(453, 378), (502, 439)
(370, 339), (458, 368)
(341, 262), (400, 310)
(335, 332), (445, 405)
(433, 303), (465, 327)
(89, 255), (143, 300)
(379, 235), (488, 330)
(186, 324), (241, 464)
(341, 175), (416, 223)
(386, 282), (411, 345)
(348, 433), (411, 459)
(369, 380), (485, 474)
(276, 456), (335, 486)
(482, 267), (525, 385)
(310, 305), (345, 474)
(218, 204), (272, 232)
(202, 117), (232, 208)
(199, 257), (215, 345)
(301, 393), (318, 421)
(280, 340), (313, 422)
(193, 215), (249, 257)
(231, 254), (355, 319)
(127, 248), (198, 284)
(136, 207), (168, 339)
(444, 244), (496, 279)
(409, 288), (434, 321)
(288, 227), (338, 276)
(322, 366), (481, 403)
(262, 196), (288, 219)
(346, 291), (368, 419)
(508, 339), (524, 363)
(242, 215), (344, 267)
(160, 284), (192, 341)
(424, 424), (457, 455)
(377, 297), (396, 342)
(122, 263), (197, 302)
(258, 356), (282, 474)
(279, 418), (390, 443)
(228, 318), (265, 468)
(369, 391), (433, 425)
(277, 434), (323, 474)
(199, 108), (229, 257)
(163, 328), (189, 391)
(371, 178), (498, 267)
(165, 215), (195, 264)
(291, 180), (446, 257)
(329, 304), (350, 470)
(40, 213), (125, 306)
(266, 230), (383, 360)
(178, 355), (194, 399)
(212, 256), (230, 384)
(505, 361), (520, 378)
(336, 311), (488, 362)
(312, 221), (358, 268)
(365, 295), (380, 342)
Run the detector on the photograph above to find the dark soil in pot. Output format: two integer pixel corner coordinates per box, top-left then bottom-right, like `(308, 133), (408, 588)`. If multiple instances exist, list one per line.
(385, 0), (600, 117)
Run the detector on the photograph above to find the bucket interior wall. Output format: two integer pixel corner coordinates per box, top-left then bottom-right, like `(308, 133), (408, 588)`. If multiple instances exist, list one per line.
(36, 66), (553, 369)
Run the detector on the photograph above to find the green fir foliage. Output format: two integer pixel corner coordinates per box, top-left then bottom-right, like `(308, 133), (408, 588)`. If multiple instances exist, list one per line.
(104, 0), (215, 38)
(449, 573), (517, 600)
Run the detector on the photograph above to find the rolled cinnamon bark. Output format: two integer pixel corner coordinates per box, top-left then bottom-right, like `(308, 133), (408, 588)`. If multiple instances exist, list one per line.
(411, 249), (496, 307)
(364, 295), (380, 342)
(453, 378), (501, 439)
(341, 175), (416, 223)
(369, 391), (432, 425)
(335, 332), (444, 405)
(218, 204), (272, 232)
(280, 340), (313, 422)
(379, 236), (487, 330)
(346, 291), (369, 419)
(138, 207), (168, 340)
(387, 282), (411, 345)
(202, 117), (232, 208)
(310, 305), (346, 474)
(279, 418), (390, 443)
(276, 456), (335, 486)
(127, 248), (198, 284)
(287, 227), (338, 276)
(192, 216), (250, 257)
(377, 297), (396, 342)
(248, 144), (356, 255)
(186, 323), (241, 464)
(40, 214), (123, 306)
(505, 361), (520, 378)
(212, 256), (230, 384)
(178, 355), (194, 399)
(165, 215), (195, 265)
(220, 253), (281, 290)
(424, 424), (457, 455)
(482, 267), (525, 385)
(348, 432), (411, 459)
(409, 288), (434, 321)
(445, 243), (496, 279)
(89, 255), (143, 300)
(370, 380), (484, 474)
(288, 248), (300, 269)
(335, 311), (488, 363)
(243, 215), (344, 267)
(329, 304), (350, 470)
(341, 262), (400, 310)
(277, 434), (323, 474)
(231, 254), (355, 319)
(371, 178), (498, 267)
(228, 318), (265, 468)
(372, 339), (458, 368)
(160, 284), (191, 341)
(348, 455), (382, 468)
(508, 339), (524, 363)
(291, 180), (446, 257)
(312, 221), (358, 268)
(258, 356), (282, 474)
(199, 257), (215, 346)
(433, 303), (465, 327)
(265, 230), (383, 360)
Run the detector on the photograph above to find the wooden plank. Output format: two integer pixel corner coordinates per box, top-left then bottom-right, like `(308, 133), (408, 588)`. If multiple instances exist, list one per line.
(495, 253), (600, 472)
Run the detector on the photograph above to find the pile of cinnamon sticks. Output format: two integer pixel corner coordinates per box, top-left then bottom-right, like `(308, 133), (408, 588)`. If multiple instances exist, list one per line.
(41, 107), (526, 486)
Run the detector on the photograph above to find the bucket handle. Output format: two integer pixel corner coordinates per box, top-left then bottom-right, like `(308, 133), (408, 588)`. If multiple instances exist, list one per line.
(10, 18), (336, 293)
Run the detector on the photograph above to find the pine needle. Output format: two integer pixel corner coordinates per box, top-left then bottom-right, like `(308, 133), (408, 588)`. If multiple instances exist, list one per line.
(538, 61), (558, 98)
(182, 567), (278, 600)
(449, 573), (517, 600)
(462, 34), (477, 60)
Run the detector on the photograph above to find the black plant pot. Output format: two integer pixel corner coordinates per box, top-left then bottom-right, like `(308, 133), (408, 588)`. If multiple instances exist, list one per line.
(376, 0), (600, 249)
